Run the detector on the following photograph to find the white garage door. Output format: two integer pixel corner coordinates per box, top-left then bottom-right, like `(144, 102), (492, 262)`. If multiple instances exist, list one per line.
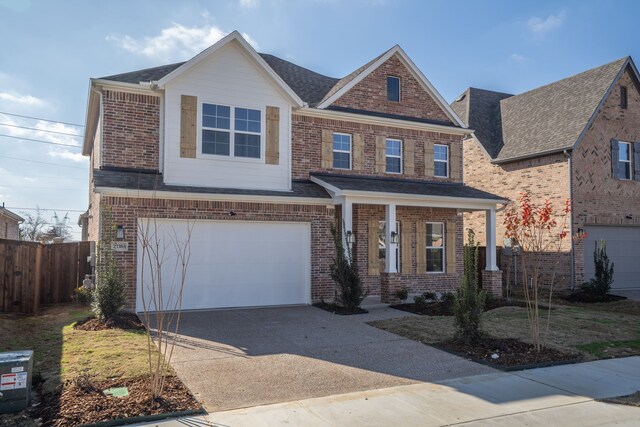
(136, 219), (311, 311)
(584, 226), (640, 290)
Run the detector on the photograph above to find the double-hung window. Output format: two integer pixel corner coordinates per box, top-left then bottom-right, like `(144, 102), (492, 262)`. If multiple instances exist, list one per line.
(618, 141), (632, 180)
(202, 103), (261, 159)
(333, 133), (352, 169)
(426, 222), (444, 273)
(378, 221), (400, 272)
(386, 139), (402, 174)
(434, 144), (449, 178)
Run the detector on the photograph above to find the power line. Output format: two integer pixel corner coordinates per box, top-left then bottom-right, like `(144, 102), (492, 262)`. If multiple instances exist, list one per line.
(0, 133), (82, 148)
(0, 185), (86, 191)
(0, 111), (84, 128)
(8, 206), (86, 213)
(0, 172), (84, 179)
(0, 122), (83, 137)
(0, 154), (87, 169)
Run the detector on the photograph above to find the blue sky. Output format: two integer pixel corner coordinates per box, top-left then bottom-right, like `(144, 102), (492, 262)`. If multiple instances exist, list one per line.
(1, 0), (639, 239)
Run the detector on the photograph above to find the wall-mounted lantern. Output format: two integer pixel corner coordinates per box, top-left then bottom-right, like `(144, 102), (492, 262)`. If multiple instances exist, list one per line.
(116, 225), (125, 240)
(346, 230), (355, 245)
(390, 230), (399, 245)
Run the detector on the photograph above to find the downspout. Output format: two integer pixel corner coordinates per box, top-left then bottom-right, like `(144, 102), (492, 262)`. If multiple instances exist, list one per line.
(564, 149), (575, 290)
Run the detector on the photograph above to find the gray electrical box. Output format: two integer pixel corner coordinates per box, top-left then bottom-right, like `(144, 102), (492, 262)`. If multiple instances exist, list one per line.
(0, 350), (33, 414)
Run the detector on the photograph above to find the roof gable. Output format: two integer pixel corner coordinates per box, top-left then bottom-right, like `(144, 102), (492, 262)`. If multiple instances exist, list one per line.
(316, 46), (465, 127)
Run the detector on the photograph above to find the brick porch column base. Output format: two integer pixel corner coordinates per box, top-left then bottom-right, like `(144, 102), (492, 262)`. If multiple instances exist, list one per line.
(482, 270), (503, 297)
(380, 273), (404, 304)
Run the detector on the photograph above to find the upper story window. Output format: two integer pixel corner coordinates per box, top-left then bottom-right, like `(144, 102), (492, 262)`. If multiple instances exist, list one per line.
(387, 76), (400, 102)
(426, 222), (444, 273)
(618, 141), (632, 180)
(386, 139), (402, 174)
(434, 144), (449, 178)
(333, 133), (352, 170)
(621, 86), (628, 110)
(201, 103), (261, 159)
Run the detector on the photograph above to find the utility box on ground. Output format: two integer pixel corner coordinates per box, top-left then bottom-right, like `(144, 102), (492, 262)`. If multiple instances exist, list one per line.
(0, 350), (33, 414)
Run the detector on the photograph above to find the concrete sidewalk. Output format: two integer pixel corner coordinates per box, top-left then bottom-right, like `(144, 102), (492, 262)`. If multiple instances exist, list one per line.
(134, 357), (640, 426)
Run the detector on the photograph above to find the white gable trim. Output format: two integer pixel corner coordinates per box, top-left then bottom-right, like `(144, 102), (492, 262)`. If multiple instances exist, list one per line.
(155, 31), (304, 107)
(316, 46), (466, 128)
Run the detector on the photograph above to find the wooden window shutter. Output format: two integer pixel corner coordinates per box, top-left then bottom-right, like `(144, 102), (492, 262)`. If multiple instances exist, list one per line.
(368, 219), (380, 275)
(611, 139), (620, 179)
(401, 221), (412, 274)
(375, 136), (386, 173)
(424, 142), (434, 177)
(450, 144), (461, 180)
(265, 106), (280, 165)
(446, 221), (456, 274)
(634, 142), (640, 181)
(415, 222), (426, 274)
(321, 129), (333, 169)
(180, 95), (197, 159)
(404, 139), (415, 176)
(353, 133), (364, 170)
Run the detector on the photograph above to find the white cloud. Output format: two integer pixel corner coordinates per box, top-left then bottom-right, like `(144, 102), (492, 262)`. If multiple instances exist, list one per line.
(239, 0), (259, 8)
(526, 11), (566, 38)
(0, 92), (47, 107)
(47, 149), (87, 163)
(509, 53), (529, 63)
(107, 24), (260, 62)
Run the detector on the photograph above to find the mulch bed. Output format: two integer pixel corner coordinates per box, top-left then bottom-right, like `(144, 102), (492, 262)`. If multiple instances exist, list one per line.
(313, 302), (368, 315)
(599, 391), (640, 407)
(74, 313), (145, 331)
(437, 337), (580, 369)
(563, 292), (627, 304)
(391, 298), (527, 316)
(33, 376), (201, 427)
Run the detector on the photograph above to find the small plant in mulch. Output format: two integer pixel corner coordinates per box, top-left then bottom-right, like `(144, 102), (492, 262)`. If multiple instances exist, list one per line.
(437, 337), (580, 369)
(394, 287), (409, 303)
(74, 312), (145, 331)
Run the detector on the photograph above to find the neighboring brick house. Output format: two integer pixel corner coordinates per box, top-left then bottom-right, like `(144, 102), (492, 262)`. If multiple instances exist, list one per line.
(0, 205), (23, 240)
(81, 31), (503, 311)
(452, 57), (640, 291)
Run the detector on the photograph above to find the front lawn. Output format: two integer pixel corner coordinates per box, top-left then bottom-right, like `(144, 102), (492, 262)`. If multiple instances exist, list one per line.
(370, 303), (640, 367)
(0, 304), (200, 426)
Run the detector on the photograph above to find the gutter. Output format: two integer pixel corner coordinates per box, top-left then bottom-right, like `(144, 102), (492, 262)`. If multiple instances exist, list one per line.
(491, 146), (574, 165)
(565, 149), (576, 291)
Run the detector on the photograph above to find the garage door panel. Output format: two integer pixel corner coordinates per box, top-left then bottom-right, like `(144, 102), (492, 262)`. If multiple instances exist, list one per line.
(584, 226), (640, 290)
(137, 220), (311, 311)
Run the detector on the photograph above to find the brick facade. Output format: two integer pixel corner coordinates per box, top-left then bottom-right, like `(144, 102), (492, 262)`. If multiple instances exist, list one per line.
(332, 54), (453, 124)
(101, 90), (160, 171)
(292, 113), (463, 182)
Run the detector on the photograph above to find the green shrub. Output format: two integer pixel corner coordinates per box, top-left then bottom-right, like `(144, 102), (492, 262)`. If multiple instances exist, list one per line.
(581, 240), (614, 296)
(330, 221), (365, 309)
(394, 287), (409, 302)
(92, 224), (126, 321)
(452, 229), (486, 344)
(422, 291), (436, 301)
(73, 287), (93, 305)
(440, 292), (455, 304)
(413, 294), (428, 310)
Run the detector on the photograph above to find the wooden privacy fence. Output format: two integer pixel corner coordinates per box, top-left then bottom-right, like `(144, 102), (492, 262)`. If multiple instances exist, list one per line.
(0, 239), (92, 313)
(476, 246), (503, 289)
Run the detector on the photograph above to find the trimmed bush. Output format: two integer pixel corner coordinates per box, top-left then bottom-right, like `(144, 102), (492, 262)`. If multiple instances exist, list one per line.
(330, 221), (365, 309)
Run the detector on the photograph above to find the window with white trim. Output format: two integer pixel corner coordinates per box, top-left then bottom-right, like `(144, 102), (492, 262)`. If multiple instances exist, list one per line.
(378, 221), (400, 272)
(386, 139), (402, 174)
(387, 76), (400, 102)
(618, 141), (632, 180)
(333, 133), (352, 169)
(201, 103), (261, 159)
(426, 222), (444, 273)
(434, 144), (449, 178)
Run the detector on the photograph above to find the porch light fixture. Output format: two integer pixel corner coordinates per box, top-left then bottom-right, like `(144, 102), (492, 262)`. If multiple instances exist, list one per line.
(346, 230), (355, 244)
(116, 225), (125, 240)
(390, 230), (399, 245)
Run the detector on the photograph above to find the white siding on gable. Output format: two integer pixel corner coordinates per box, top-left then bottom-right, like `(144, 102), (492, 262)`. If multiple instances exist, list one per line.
(163, 42), (292, 191)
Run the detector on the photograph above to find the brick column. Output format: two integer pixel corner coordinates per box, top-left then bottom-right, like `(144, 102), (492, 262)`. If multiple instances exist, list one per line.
(380, 273), (404, 304)
(482, 270), (503, 297)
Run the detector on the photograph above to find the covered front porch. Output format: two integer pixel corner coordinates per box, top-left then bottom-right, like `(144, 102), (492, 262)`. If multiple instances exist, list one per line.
(311, 173), (504, 302)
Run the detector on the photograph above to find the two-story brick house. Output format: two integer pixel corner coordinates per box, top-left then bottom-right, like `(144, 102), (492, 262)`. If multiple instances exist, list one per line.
(82, 32), (503, 311)
(453, 57), (640, 291)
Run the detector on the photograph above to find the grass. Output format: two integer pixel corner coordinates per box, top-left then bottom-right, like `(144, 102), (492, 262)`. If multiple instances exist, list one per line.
(370, 302), (640, 361)
(0, 303), (155, 392)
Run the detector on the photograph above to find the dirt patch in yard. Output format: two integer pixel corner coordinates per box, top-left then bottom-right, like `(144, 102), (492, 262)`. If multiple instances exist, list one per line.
(390, 298), (527, 316)
(563, 292), (627, 304)
(313, 302), (368, 315)
(74, 312), (145, 331)
(35, 375), (200, 427)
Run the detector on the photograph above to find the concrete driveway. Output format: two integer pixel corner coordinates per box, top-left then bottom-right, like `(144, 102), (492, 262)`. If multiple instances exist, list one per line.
(168, 306), (494, 412)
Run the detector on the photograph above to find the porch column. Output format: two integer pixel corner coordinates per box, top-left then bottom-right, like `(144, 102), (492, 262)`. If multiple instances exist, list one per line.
(485, 208), (498, 271)
(385, 203), (398, 273)
(342, 198), (353, 252)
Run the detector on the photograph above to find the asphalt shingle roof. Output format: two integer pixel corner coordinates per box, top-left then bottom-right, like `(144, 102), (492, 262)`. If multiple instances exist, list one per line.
(311, 173), (503, 201)
(452, 57), (629, 162)
(94, 169), (331, 199)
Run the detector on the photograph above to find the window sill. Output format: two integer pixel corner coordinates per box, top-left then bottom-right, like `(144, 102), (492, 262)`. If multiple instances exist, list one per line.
(198, 153), (264, 164)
